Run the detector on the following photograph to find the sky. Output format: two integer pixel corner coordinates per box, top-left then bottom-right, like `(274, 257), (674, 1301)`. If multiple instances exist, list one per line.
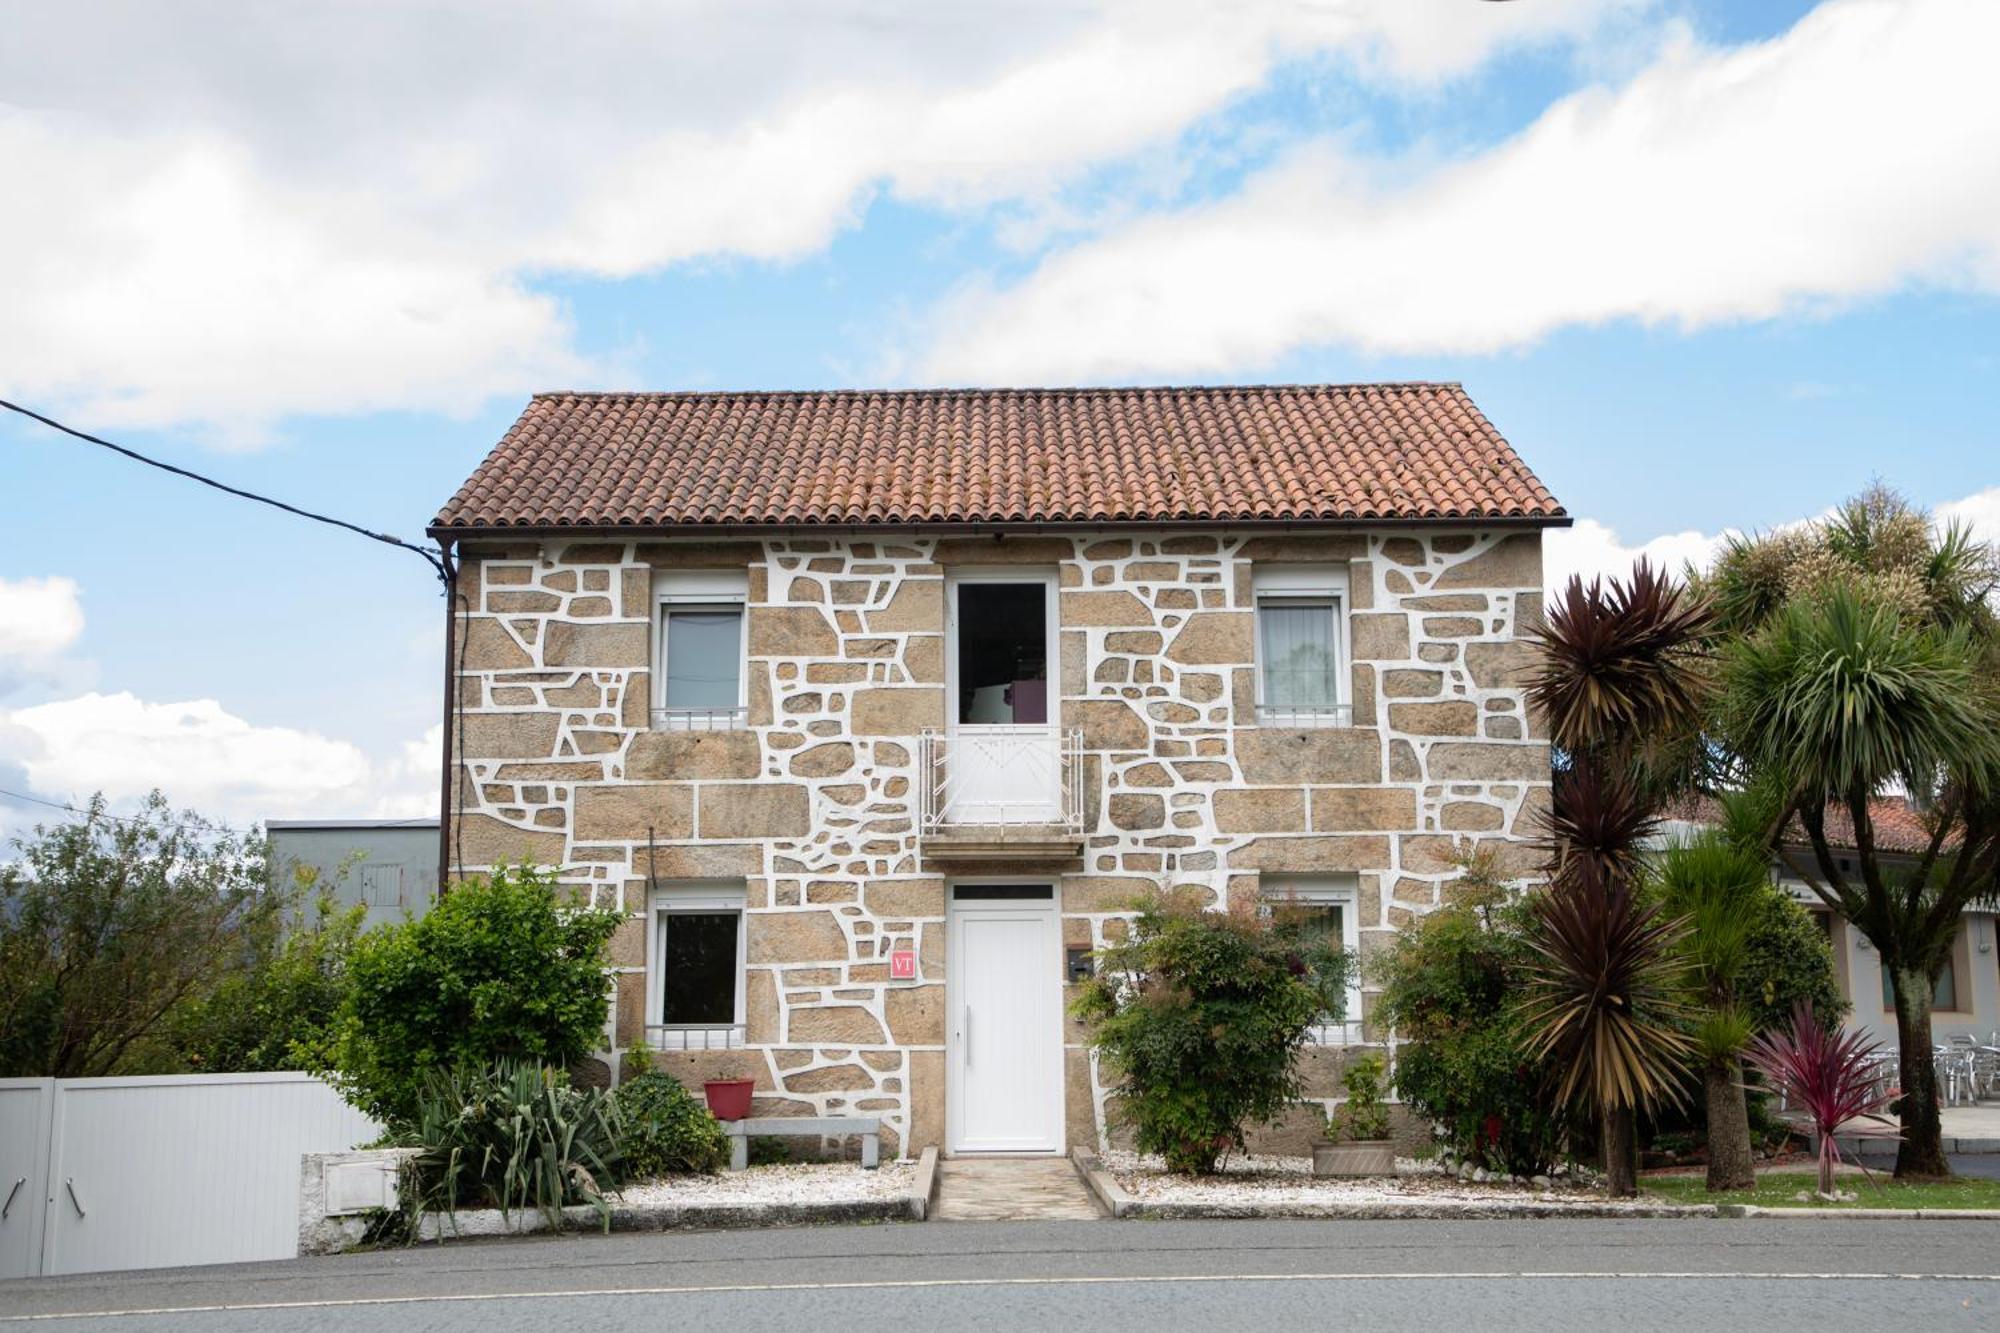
(1, 0), (1997, 837)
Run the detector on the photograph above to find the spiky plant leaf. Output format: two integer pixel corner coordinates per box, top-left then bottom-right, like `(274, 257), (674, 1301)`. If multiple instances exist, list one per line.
(1529, 558), (1715, 760)
(1724, 584), (2000, 802)
(1518, 877), (1696, 1118)
(1743, 1002), (1898, 1195)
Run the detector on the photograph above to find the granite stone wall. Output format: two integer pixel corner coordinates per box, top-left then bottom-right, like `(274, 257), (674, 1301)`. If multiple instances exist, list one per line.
(449, 527), (1549, 1157)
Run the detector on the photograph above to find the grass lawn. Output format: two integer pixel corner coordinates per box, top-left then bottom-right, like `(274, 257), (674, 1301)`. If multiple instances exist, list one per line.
(1644, 1170), (2000, 1210)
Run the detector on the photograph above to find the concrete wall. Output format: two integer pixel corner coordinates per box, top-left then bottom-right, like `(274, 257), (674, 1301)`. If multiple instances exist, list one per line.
(447, 526), (1551, 1156)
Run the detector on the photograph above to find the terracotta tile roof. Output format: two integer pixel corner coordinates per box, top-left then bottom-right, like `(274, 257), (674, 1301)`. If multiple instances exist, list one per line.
(1678, 794), (1946, 856)
(432, 385), (1565, 531)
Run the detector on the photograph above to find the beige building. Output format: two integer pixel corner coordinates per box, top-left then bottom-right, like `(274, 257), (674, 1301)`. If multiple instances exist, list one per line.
(429, 384), (1567, 1158)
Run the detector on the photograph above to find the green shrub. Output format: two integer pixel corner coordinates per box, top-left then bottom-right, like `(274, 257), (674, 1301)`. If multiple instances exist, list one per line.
(1740, 886), (1847, 1034)
(1373, 859), (1568, 1175)
(396, 1060), (626, 1234)
(332, 865), (621, 1123)
(1071, 887), (1331, 1174)
(1330, 1053), (1392, 1142)
(613, 1050), (728, 1177)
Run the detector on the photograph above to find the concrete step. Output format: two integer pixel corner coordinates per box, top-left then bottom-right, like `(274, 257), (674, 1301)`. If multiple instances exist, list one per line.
(931, 1156), (1106, 1221)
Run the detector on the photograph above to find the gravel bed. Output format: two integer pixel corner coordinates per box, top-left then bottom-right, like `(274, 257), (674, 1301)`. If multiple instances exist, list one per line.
(616, 1161), (917, 1208)
(1101, 1150), (1657, 1210)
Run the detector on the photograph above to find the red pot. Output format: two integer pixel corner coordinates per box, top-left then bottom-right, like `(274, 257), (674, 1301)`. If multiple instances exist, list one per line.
(703, 1078), (755, 1121)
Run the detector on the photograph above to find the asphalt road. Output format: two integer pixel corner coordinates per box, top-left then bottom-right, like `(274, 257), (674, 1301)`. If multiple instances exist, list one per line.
(4, 1217), (1998, 1332)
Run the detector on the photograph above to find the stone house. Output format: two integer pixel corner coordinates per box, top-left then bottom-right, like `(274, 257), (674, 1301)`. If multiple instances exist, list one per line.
(429, 384), (1566, 1158)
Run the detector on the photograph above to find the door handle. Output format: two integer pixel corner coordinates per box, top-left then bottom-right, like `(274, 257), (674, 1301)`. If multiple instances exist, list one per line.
(1, 1177), (21, 1221)
(65, 1178), (85, 1219)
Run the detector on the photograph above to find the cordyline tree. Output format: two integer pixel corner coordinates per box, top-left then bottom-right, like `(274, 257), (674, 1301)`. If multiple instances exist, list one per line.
(1519, 561), (1710, 1196)
(1703, 486), (2000, 1179)
(1646, 815), (1775, 1192)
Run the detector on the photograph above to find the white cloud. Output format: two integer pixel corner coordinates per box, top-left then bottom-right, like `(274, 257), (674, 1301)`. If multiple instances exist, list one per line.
(0, 692), (438, 827)
(1938, 486), (2000, 548)
(1542, 482), (2000, 597)
(0, 577), (84, 664)
(922, 0), (2000, 382)
(0, 0), (1635, 438)
(1543, 518), (1732, 598)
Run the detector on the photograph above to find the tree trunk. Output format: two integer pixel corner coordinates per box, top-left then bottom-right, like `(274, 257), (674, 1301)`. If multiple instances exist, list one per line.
(1602, 1106), (1638, 1197)
(1890, 965), (1952, 1180)
(1704, 1056), (1756, 1192)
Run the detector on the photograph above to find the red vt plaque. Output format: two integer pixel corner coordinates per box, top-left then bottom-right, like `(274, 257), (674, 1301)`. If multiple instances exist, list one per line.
(889, 949), (917, 981)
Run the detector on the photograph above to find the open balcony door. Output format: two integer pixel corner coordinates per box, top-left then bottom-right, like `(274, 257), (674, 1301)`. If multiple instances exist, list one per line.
(943, 571), (1063, 826)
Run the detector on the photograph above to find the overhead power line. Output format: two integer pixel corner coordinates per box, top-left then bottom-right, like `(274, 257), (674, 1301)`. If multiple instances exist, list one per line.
(0, 398), (451, 585)
(0, 786), (165, 828)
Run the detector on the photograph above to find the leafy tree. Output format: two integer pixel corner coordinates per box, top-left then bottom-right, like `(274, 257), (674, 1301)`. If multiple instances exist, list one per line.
(162, 884), (367, 1073)
(0, 794), (278, 1078)
(1707, 487), (2000, 1178)
(1373, 851), (1567, 1176)
(1071, 886), (1338, 1174)
(331, 865), (621, 1124)
(1521, 561), (1710, 1195)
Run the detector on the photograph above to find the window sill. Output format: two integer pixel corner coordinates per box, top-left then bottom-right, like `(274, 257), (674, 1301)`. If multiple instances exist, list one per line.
(645, 1025), (747, 1051)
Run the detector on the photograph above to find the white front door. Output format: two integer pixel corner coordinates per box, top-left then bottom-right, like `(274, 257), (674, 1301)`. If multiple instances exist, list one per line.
(947, 886), (1062, 1153)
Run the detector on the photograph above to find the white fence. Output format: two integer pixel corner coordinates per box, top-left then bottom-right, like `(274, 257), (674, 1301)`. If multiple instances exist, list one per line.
(0, 1073), (379, 1279)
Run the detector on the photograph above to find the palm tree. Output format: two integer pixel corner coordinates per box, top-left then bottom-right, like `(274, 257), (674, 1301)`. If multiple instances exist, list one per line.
(1521, 560), (1713, 1196)
(1721, 583), (2000, 1177)
(1648, 826), (1771, 1191)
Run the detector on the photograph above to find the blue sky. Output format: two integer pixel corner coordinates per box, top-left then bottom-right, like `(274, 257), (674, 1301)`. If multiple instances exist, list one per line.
(1, 0), (1996, 833)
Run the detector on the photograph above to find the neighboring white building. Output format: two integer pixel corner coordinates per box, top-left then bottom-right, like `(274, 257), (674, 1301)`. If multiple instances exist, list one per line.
(1670, 798), (1999, 1050)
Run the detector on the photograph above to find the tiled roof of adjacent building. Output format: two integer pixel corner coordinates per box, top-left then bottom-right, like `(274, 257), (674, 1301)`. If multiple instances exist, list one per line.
(1677, 794), (1947, 856)
(432, 384), (1566, 531)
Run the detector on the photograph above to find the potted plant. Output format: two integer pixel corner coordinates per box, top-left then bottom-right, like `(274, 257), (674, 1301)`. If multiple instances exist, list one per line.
(702, 1078), (755, 1121)
(1312, 1054), (1396, 1177)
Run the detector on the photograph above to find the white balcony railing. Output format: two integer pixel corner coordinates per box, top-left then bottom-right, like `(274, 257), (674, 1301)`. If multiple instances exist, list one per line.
(650, 705), (748, 731)
(645, 1024), (746, 1051)
(1255, 702), (1354, 728)
(919, 726), (1084, 835)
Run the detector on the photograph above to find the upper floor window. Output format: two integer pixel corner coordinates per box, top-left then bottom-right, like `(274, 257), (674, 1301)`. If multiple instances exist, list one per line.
(1254, 565), (1350, 727)
(653, 571), (748, 730)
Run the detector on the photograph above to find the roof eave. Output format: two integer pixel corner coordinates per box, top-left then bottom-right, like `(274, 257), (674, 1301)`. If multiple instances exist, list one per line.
(429, 513), (1573, 544)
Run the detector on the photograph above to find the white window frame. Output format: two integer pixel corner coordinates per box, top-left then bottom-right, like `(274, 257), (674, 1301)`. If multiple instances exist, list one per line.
(1252, 564), (1351, 727)
(1263, 874), (1363, 1045)
(646, 880), (748, 1051)
(652, 570), (750, 730)
(944, 567), (1060, 731)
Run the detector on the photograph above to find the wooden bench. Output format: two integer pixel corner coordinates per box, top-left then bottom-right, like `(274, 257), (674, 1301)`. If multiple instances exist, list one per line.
(721, 1116), (881, 1171)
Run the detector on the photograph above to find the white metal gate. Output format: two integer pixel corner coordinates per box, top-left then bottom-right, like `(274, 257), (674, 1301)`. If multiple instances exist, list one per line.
(0, 1073), (378, 1278)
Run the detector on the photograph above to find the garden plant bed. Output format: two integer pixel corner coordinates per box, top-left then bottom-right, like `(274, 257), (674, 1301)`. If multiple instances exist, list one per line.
(1078, 1149), (1714, 1220)
(408, 1155), (931, 1245)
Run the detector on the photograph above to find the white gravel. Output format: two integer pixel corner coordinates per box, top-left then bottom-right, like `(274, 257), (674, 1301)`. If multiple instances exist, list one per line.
(615, 1161), (917, 1208)
(1101, 1150), (1636, 1209)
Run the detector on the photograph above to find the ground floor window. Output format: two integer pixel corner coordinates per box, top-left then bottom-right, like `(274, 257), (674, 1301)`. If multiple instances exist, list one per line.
(1882, 955), (1959, 1013)
(650, 882), (747, 1048)
(1261, 875), (1363, 1043)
